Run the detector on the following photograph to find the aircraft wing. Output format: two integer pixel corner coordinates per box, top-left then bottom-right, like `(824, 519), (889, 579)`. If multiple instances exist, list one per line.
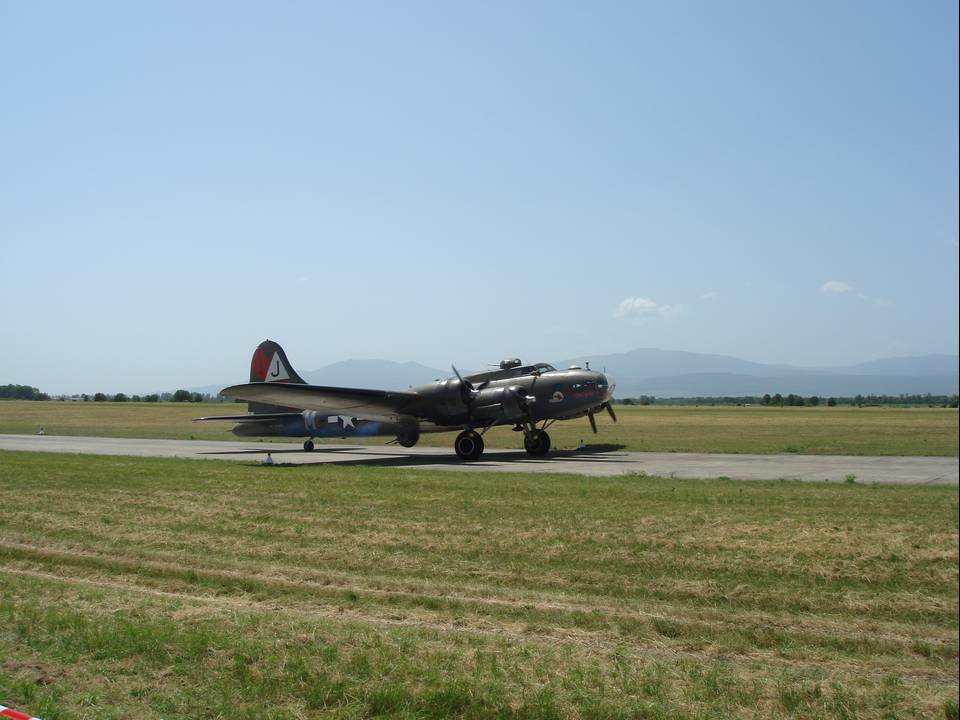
(193, 412), (303, 423)
(219, 383), (421, 420)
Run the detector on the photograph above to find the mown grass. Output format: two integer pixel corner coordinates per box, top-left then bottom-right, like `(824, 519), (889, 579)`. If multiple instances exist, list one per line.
(0, 450), (956, 718)
(1, 400), (957, 456)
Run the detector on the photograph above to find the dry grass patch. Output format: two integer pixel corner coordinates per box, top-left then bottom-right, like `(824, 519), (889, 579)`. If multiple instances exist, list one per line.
(0, 450), (956, 718)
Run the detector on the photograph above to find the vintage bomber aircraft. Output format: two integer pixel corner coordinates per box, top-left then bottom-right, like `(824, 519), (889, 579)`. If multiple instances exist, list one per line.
(196, 340), (617, 460)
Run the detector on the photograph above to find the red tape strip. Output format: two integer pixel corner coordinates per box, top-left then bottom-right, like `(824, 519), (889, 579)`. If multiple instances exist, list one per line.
(1, 704), (41, 719)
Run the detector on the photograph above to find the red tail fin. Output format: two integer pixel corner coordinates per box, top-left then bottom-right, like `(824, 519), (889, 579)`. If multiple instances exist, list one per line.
(250, 340), (307, 384)
(248, 340), (306, 414)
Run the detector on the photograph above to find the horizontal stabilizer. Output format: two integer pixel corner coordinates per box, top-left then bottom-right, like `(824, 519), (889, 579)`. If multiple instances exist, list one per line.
(193, 412), (304, 423)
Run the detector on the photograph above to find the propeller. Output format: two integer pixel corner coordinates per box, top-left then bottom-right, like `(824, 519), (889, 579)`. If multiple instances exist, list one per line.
(507, 385), (536, 413)
(587, 402), (616, 433)
(451, 365), (479, 406)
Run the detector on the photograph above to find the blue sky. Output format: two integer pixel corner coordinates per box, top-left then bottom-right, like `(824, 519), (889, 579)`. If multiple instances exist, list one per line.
(1, 2), (957, 394)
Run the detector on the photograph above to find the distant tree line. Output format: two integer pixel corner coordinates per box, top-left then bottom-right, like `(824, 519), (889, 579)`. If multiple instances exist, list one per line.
(1, 385), (236, 403)
(87, 390), (219, 403)
(618, 393), (959, 408)
(0, 384), (50, 400)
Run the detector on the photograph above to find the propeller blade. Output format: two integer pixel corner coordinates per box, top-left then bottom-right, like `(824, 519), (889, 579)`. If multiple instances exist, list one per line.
(588, 410), (598, 434)
(451, 364), (477, 405)
(605, 402), (617, 423)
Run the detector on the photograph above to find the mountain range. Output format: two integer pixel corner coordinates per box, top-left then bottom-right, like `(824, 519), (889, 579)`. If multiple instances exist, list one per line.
(558, 349), (958, 397)
(190, 350), (958, 398)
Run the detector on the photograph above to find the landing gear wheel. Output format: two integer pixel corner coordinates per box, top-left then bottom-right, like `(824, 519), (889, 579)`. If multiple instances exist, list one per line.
(454, 430), (484, 461)
(396, 430), (420, 448)
(524, 429), (551, 457)
(303, 440), (315, 452)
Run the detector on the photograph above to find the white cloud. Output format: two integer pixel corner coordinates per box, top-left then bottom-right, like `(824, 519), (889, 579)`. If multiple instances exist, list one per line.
(700, 291), (719, 300)
(614, 297), (683, 322)
(821, 281), (892, 309)
(821, 280), (851, 294)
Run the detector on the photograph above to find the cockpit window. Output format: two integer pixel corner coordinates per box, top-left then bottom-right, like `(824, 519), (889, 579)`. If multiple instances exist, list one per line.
(534, 363), (556, 373)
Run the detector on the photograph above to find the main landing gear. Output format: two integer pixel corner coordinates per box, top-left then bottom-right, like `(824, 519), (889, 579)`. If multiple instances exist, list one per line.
(521, 419), (554, 457)
(303, 439), (315, 452)
(396, 429), (420, 448)
(454, 430), (484, 461)
(452, 422), (554, 461)
(523, 428), (551, 456)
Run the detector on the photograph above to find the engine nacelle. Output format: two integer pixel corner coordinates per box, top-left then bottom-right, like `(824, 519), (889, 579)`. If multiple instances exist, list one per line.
(416, 379), (473, 416)
(471, 385), (532, 422)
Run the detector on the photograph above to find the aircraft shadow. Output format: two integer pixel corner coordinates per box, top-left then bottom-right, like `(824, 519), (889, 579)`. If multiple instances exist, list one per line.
(197, 446), (361, 456)
(215, 443), (629, 469)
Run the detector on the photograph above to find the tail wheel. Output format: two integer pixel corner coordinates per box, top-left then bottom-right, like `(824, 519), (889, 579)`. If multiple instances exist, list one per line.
(303, 440), (315, 452)
(524, 429), (551, 457)
(454, 430), (484, 461)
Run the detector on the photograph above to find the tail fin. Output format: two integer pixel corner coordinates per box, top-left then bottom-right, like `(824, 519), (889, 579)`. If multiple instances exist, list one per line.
(248, 340), (307, 413)
(250, 339), (306, 384)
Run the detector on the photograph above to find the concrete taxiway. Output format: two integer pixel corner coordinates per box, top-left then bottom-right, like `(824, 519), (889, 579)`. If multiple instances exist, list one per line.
(0, 434), (956, 485)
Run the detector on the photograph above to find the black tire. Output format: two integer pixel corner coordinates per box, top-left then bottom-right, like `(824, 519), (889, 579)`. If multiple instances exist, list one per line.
(396, 430), (419, 448)
(303, 440), (315, 452)
(454, 430), (484, 460)
(524, 429), (551, 457)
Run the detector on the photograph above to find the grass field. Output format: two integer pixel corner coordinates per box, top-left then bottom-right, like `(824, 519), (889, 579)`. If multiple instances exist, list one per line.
(0, 450), (956, 719)
(0, 401), (957, 456)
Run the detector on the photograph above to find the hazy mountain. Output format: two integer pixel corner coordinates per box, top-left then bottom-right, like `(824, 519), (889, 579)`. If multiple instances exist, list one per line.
(623, 373), (959, 398)
(558, 348), (803, 379)
(188, 350), (958, 398)
(301, 359), (447, 389)
(185, 359), (447, 396)
(185, 382), (236, 396)
(554, 349), (957, 397)
(833, 354), (959, 377)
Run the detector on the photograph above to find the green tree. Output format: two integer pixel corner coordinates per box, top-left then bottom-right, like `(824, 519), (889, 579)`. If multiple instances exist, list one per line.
(0, 384), (45, 400)
(172, 389), (192, 402)
(93, 392), (107, 402)
(144, 394), (159, 403)
(113, 393), (128, 402)
(827, 397), (837, 407)
(191, 392), (204, 403)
